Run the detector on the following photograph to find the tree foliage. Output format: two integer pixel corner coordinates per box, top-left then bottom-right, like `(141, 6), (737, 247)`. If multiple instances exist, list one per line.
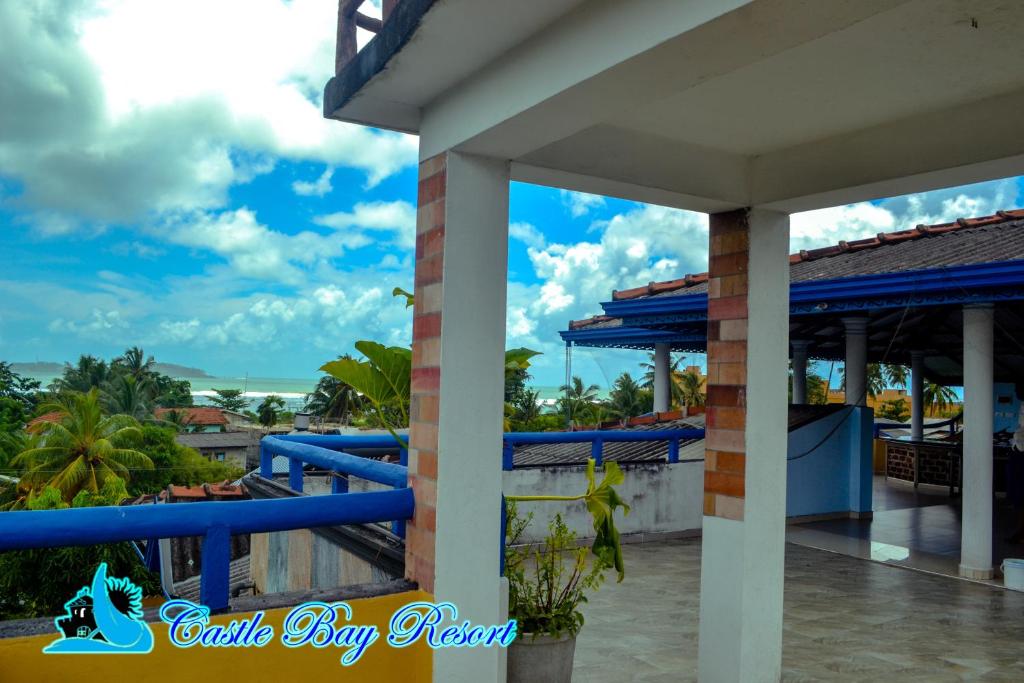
(207, 388), (249, 413)
(0, 479), (160, 619)
(12, 389), (152, 504)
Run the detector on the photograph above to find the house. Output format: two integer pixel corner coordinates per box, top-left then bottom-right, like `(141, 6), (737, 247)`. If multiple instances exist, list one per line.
(154, 406), (228, 432)
(174, 431), (259, 470)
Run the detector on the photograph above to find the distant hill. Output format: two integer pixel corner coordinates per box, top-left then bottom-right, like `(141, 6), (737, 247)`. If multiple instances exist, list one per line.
(10, 362), (62, 375)
(11, 361), (212, 379)
(152, 363), (212, 378)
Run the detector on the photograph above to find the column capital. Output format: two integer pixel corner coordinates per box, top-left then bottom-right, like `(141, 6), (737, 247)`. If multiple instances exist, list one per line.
(791, 339), (811, 352)
(910, 349), (926, 361)
(963, 302), (995, 311)
(841, 316), (869, 334)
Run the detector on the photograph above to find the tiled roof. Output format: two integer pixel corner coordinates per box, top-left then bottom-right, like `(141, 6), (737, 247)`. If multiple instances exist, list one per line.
(26, 411), (62, 429)
(155, 407), (228, 425)
(175, 432), (257, 449)
(512, 404), (843, 467)
(570, 209), (1024, 329)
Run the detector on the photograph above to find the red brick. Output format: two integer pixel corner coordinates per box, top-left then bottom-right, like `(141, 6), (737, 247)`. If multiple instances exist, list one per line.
(717, 361), (746, 386)
(709, 252), (748, 277)
(410, 475), (437, 508)
(414, 504), (436, 534)
(705, 469), (745, 498)
(719, 318), (748, 341)
(706, 385), (745, 408)
(709, 208), (749, 235)
(719, 273), (748, 297)
(703, 493), (716, 516)
(706, 406), (746, 430)
(410, 421), (438, 453)
(416, 225), (445, 261)
(418, 169), (446, 206)
(414, 253), (444, 287)
(707, 340), (747, 364)
(416, 449), (438, 480)
(419, 153), (446, 178)
(412, 394), (439, 424)
(706, 428), (745, 453)
(412, 312), (442, 340)
(711, 230), (749, 256)
(411, 366), (441, 393)
(417, 198), (445, 234)
(708, 294), (748, 321)
(706, 320), (720, 342)
(713, 450), (746, 474)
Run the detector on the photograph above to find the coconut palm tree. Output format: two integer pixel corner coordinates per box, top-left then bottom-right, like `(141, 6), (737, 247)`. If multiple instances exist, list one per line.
(101, 374), (155, 421)
(839, 363), (886, 402)
(557, 376), (601, 426)
(678, 369), (706, 407)
(50, 355), (111, 393)
(607, 373), (650, 420)
(257, 395), (286, 427)
(13, 389), (152, 502)
(884, 363), (909, 389)
(923, 382), (958, 416)
(304, 361), (363, 421)
(115, 346), (156, 380)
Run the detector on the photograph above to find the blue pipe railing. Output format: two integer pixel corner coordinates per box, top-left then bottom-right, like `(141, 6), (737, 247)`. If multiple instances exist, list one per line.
(0, 488), (413, 612)
(501, 428), (705, 468)
(260, 435), (410, 538)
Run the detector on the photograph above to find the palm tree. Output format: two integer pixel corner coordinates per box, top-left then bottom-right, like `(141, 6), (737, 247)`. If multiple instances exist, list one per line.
(50, 355), (111, 393)
(839, 363), (886, 402)
(640, 353), (688, 408)
(257, 395), (287, 427)
(13, 389), (152, 502)
(923, 382), (958, 416)
(557, 376), (601, 426)
(115, 346), (156, 380)
(512, 388), (542, 425)
(884, 363), (909, 389)
(304, 362), (363, 421)
(678, 369), (706, 407)
(101, 374), (155, 421)
(607, 373), (650, 420)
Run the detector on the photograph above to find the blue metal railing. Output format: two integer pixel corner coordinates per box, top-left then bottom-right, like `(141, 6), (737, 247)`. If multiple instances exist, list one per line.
(501, 428), (705, 468)
(260, 434), (410, 537)
(873, 413), (962, 438)
(0, 488), (413, 612)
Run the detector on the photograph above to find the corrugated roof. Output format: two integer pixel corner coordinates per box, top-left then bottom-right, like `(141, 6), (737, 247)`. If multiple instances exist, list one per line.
(512, 404), (843, 466)
(176, 432), (257, 449)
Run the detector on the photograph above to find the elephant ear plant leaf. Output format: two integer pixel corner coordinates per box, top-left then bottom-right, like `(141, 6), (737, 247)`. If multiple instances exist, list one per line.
(507, 457), (631, 582)
(583, 459), (630, 581)
(320, 344), (411, 448)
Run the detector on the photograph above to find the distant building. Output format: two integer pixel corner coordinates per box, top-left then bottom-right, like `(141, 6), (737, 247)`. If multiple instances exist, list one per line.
(154, 407), (229, 433)
(174, 431), (259, 470)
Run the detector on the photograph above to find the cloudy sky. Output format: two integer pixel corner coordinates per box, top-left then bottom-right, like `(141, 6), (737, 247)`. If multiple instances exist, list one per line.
(1, 0), (1022, 388)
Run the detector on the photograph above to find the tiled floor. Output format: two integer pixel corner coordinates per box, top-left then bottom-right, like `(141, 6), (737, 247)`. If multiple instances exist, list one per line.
(573, 539), (1024, 682)
(786, 477), (1024, 583)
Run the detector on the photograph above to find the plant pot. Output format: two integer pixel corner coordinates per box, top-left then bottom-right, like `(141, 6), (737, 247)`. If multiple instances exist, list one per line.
(507, 632), (577, 683)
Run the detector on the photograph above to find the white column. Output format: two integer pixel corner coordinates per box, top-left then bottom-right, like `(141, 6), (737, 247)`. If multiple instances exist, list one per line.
(434, 151), (510, 680)
(791, 340), (809, 404)
(911, 350), (925, 441)
(960, 304), (994, 580)
(698, 208), (789, 683)
(842, 317), (868, 406)
(653, 342), (671, 412)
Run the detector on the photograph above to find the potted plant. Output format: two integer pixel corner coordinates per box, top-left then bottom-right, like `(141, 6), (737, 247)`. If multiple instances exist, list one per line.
(504, 459), (630, 682)
(505, 504), (610, 682)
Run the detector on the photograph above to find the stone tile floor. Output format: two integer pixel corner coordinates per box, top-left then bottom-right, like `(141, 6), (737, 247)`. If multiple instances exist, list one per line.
(573, 539), (1024, 681)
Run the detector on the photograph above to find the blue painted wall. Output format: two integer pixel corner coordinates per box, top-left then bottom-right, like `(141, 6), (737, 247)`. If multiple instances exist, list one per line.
(786, 406), (873, 518)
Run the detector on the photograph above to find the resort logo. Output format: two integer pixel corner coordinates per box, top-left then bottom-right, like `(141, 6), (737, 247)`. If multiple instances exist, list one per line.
(44, 563), (155, 654)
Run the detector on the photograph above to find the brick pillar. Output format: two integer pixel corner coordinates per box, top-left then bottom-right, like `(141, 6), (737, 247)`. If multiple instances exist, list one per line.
(407, 149), (510, 682)
(405, 153), (446, 593)
(698, 208), (789, 682)
(704, 209), (750, 521)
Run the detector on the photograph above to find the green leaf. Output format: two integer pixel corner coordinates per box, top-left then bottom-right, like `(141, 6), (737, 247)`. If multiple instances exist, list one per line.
(392, 287), (415, 308)
(504, 348), (541, 372)
(583, 459), (630, 582)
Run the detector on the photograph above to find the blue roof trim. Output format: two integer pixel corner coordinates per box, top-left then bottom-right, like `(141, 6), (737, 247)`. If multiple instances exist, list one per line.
(559, 326), (705, 349)
(599, 259), (1024, 322)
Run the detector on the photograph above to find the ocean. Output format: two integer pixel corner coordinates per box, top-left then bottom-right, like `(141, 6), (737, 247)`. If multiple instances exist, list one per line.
(22, 372), (583, 412)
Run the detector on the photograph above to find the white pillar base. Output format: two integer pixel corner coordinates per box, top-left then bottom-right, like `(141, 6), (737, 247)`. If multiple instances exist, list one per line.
(959, 564), (995, 580)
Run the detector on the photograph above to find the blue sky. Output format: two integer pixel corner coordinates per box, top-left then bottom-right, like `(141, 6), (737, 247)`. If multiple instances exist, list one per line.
(1, 0), (1023, 390)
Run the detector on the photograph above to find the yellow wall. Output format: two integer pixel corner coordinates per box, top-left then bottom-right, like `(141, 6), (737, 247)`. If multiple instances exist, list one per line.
(0, 590), (432, 683)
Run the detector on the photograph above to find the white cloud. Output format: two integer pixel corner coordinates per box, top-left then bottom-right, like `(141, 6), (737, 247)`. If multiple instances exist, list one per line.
(0, 0), (416, 233)
(292, 168), (334, 197)
(315, 200), (417, 250)
(560, 190), (606, 218)
(509, 221), (546, 249)
(49, 309), (128, 337)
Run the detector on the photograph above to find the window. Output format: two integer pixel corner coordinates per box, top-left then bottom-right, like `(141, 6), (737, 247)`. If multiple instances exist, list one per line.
(214, 452), (226, 461)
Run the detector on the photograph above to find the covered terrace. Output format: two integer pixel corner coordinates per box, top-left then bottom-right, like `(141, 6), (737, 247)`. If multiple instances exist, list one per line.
(562, 211), (1024, 584)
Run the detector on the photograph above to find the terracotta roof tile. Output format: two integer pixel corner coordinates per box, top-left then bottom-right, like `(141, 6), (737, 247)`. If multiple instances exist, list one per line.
(569, 209), (1024, 327)
(155, 407), (228, 426)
